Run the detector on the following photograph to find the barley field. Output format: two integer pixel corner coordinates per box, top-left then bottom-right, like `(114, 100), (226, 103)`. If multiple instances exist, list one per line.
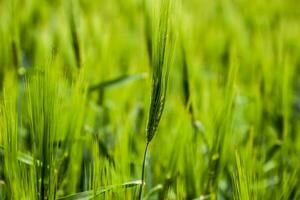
(0, 0), (300, 199)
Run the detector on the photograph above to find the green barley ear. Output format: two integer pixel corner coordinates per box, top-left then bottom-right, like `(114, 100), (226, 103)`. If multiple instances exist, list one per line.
(146, 0), (175, 143)
(139, 0), (176, 199)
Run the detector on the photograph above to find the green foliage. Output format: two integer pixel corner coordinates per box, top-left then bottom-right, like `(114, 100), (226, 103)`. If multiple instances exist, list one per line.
(1, 0), (300, 199)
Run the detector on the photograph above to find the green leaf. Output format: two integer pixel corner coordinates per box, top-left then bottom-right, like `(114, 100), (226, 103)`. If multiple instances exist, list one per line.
(143, 184), (163, 200)
(0, 145), (33, 166)
(88, 73), (147, 92)
(57, 180), (142, 200)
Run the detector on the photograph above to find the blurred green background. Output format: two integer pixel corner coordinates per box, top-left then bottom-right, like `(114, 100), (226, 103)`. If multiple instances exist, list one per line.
(1, 0), (300, 199)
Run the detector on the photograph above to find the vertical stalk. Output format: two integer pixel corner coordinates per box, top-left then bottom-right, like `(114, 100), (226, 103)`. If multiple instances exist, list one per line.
(138, 142), (149, 200)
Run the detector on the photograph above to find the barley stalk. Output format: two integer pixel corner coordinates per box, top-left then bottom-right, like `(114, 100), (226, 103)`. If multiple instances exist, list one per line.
(138, 0), (175, 199)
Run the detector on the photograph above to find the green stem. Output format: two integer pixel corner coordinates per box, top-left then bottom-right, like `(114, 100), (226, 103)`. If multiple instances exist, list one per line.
(138, 142), (149, 200)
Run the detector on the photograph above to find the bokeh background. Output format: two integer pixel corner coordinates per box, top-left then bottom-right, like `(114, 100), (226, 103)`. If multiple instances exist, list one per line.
(1, 0), (300, 199)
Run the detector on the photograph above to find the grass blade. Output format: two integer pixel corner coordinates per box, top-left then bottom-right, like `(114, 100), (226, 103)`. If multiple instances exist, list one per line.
(57, 180), (142, 200)
(88, 73), (147, 92)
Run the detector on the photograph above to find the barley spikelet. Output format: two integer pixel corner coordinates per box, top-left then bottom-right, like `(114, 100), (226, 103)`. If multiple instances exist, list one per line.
(146, 0), (175, 143)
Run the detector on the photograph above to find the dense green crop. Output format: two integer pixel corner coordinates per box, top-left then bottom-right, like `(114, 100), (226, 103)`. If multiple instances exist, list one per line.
(1, 0), (300, 199)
